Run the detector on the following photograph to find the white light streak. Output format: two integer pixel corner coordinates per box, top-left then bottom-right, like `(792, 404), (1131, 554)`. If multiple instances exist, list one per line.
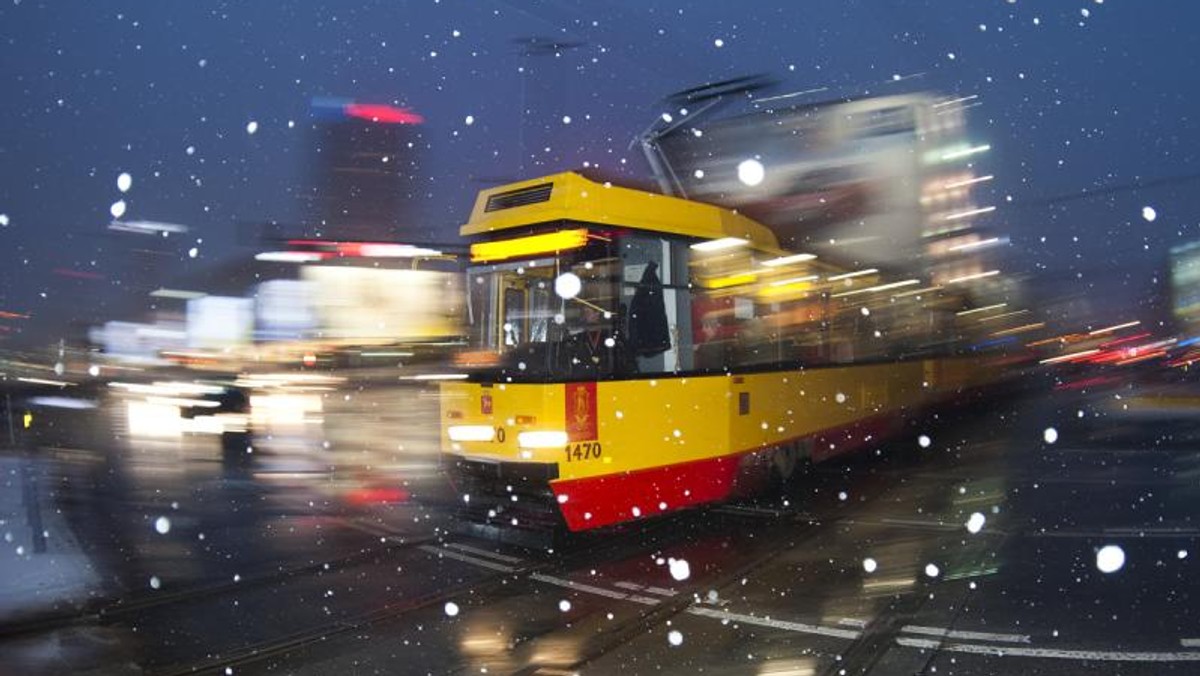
(108, 219), (190, 235)
(769, 275), (820, 287)
(933, 94), (979, 108)
(946, 270), (1000, 284)
(1088, 320), (1141, 336)
(254, 251), (326, 263)
(941, 144), (991, 161)
(149, 288), (207, 300)
(690, 237), (748, 252)
(947, 237), (1002, 252)
(761, 253), (817, 267)
(943, 175), (994, 189)
(826, 268), (878, 282)
(956, 303), (1007, 316)
(359, 244), (442, 258)
(831, 279), (921, 298)
(1039, 349), (1100, 365)
(944, 206), (997, 221)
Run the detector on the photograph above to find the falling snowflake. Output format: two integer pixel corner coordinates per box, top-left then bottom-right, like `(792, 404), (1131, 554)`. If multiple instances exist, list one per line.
(154, 516), (171, 534)
(1043, 427), (1058, 444)
(1096, 545), (1125, 573)
(737, 159), (765, 186)
(924, 563), (940, 578)
(668, 629), (684, 646)
(150, 575), (161, 589)
(862, 558), (878, 573)
(558, 599), (572, 612)
(713, 38), (724, 48)
(117, 172), (132, 193)
(1142, 206), (1157, 222)
(966, 512), (986, 534)
(246, 120), (259, 135)
(918, 434), (931, 448)
(444, 601), (460, 617)
(465, 115), (475, 126)
(669, 558), (691, 581)
(110, 200), (127, 218)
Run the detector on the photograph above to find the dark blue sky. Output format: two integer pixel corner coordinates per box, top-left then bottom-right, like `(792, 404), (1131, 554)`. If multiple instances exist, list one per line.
(2, 1), (1199, 343)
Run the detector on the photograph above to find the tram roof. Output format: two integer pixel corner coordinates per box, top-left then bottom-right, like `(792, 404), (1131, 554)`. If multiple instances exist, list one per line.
(461, 172), (781, 251)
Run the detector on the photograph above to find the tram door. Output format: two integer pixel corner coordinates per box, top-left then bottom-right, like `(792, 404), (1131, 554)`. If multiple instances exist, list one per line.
(498, 271), (553, 349)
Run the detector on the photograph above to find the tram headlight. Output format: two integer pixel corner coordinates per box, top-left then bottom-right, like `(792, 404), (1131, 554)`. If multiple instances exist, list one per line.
(447, 425), (496, 442)
(517, 430), (569, 449)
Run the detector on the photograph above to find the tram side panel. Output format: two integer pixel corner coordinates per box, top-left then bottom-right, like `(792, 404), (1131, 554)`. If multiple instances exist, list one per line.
(439, 356), (995, 532)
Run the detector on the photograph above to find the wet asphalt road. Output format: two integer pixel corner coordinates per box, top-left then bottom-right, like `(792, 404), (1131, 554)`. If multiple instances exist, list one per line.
(4, 374), (1200, 675)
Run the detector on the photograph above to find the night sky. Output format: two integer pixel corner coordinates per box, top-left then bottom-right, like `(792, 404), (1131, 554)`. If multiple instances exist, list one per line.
(2, 1), (1199, 345)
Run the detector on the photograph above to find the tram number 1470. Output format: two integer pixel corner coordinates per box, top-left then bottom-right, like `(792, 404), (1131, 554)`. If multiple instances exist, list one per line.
(565, 441), (602, 462)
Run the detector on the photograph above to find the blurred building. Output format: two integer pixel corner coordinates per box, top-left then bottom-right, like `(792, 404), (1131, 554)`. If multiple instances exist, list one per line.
(641, 91), (1010, 306)
(300, 98), (427, 242)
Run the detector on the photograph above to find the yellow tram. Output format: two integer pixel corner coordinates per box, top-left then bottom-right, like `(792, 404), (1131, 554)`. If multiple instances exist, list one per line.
(440, 172), (996, 531)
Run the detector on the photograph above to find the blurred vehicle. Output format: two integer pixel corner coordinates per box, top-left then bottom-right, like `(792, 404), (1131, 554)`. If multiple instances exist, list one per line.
(439, 172), (1003, 534)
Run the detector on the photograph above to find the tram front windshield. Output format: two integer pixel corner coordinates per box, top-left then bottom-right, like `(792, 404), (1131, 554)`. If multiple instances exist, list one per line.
(465, 250), (634, 380)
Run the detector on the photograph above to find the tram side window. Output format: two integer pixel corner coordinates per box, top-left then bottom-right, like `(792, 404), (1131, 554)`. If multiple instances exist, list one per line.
(619, 235), (692, 375)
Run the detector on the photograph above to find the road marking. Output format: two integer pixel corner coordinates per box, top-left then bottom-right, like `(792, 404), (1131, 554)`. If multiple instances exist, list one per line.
(613, 581), (677, 597)
(838, 618), (868, 628)
(1181, 638), (1200, 648)
(530, 573), (659, 605)
(444, 542), (524, 564)
(901, 624), (1031, 644)
(688, 607), (861, 640)
(418, 545), (516, 573)
(897, 637), (1200, 661)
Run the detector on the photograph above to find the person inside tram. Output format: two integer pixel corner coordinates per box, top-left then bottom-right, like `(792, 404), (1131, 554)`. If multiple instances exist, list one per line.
(560, 303), (636, 376)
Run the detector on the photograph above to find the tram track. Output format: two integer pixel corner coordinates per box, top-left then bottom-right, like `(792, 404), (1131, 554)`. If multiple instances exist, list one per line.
(151, 511), (701, 675)
(534, 506), (830, 674)
(0, 523), (441, 642)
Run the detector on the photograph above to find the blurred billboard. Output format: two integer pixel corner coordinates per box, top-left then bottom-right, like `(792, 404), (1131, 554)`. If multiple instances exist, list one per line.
(255, 279), (317, 341)
(301, 266), (462, 344)
(186, 296), (255, 350)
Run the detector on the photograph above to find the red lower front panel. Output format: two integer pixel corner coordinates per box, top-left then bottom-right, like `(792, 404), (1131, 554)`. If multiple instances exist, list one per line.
(550, 410), (909, 531)
(551, 454), (743, 531)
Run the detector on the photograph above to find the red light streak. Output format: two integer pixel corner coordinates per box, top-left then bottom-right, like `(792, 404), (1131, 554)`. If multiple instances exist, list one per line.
(345, 486), (410, 505)
(343, 103), (424, 125)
